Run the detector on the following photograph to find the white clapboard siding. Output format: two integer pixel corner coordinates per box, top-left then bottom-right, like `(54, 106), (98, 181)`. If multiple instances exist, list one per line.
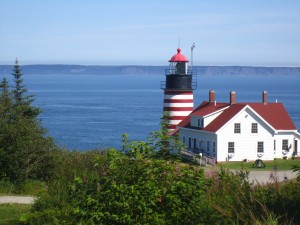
(216, 108), (274, 161)
(179, 103), (300, 162)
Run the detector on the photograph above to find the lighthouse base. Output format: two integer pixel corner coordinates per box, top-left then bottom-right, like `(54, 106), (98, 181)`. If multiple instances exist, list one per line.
(163, 90), (194, 131)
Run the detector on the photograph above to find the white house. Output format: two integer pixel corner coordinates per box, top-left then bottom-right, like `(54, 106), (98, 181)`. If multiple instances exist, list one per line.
(177, 90), (300, 162)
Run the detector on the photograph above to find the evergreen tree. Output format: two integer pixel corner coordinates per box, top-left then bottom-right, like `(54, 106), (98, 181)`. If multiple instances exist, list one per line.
(12, 58), (26, 105)
(12, 58), (40, 118)
(0, 60), (55, 185)
(0, 77), (10, 98)
(0, 77), (13, 119)
(0, 77), (14, 178)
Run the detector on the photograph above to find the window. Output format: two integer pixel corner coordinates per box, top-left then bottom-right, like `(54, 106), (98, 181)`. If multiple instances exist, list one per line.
(251, 123), (258, 133)
(228, 142), (235, 153)
(198, 118), (204, 127)
(194, 138), (197, 149)
(207, 141), (210, 151)
(234, 123), (241, 133)
(188, 137), (192, 148)
(257, 142), (264, 153)
(182, 136), (186, 144)
(213, 142), (216, 152)
(282, 139), (289, 150)
(274, 140), (276, 151)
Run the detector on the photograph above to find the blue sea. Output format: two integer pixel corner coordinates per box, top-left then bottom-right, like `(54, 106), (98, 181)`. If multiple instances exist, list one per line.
(2, 74), (300, 150)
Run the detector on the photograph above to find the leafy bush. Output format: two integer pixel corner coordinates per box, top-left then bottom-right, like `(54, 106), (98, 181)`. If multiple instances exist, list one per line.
(21, 149), (208, 224)
(20, 148), (300, 225)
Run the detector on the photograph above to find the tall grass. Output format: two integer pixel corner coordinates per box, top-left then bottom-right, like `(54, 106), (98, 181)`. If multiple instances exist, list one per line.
(0, 148), (108, 197)
(204, 166), (299, 225)
(0, 179), (47, 196)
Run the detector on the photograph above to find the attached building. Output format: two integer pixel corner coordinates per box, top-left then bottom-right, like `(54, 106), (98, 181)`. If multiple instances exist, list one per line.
(178, 90), (300, 162)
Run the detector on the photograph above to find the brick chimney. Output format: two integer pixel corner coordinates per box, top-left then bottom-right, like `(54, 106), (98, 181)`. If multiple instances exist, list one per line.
(262, 90), (267, 105)
(230, 91), (236, 105)
(209, 90), (215, 103)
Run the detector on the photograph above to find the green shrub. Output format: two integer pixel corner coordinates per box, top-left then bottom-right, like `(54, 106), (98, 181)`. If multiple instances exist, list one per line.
(22, 149), (208, 224)
(20, 150), (300, 224)
(68, 149), (207, 224)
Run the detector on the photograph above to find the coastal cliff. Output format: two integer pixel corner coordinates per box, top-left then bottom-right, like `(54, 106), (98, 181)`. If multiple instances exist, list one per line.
(0, 65), (300, 76)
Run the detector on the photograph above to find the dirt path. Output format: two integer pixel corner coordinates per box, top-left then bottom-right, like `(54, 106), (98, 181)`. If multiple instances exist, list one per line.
(0, 196), (36, 204)
(248, 170), (297, 185)
(204, 167), (298, 185)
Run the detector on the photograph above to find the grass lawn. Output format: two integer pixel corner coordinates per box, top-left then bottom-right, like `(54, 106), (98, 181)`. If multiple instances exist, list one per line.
(216, 159), (300, 171)
(0, 204), (31, 225)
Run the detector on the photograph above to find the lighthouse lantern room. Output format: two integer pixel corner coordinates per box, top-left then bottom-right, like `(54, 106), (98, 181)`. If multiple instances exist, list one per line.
(161, 48), (197, 131)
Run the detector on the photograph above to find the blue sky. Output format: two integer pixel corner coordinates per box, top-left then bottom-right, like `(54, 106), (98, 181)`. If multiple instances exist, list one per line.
(1, 0), (300, 66)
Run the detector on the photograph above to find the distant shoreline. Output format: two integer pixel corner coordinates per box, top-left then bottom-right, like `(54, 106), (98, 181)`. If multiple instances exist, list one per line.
(1, 65), (300, 76)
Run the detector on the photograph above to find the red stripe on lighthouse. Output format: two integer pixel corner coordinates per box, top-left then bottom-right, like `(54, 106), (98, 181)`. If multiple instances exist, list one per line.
(166, 124), (177, 130)
(165, 116), (187, 120)
(164, 107), (194, 111)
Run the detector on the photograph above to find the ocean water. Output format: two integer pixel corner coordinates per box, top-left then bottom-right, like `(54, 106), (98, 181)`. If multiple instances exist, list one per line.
(2, 74), (300, 150)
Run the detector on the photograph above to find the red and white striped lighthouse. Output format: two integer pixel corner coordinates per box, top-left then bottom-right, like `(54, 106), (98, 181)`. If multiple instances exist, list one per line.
(161, 48), (197, 131)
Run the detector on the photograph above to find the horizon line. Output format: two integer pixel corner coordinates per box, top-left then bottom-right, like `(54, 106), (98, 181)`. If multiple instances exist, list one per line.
(0, 64), (300, 68)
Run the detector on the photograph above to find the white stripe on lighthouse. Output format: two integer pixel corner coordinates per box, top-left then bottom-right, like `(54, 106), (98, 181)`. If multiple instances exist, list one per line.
(168, 111), (192, 116)
(168, 120), (183, 125)
(163, 103), (194, 107)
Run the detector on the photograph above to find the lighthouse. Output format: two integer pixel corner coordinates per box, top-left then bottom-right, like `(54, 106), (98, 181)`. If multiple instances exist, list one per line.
(161, 48), (197, 131)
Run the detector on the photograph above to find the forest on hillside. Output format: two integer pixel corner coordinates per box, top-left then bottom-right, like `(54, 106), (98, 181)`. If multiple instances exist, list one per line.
(1, 65), (300, 76)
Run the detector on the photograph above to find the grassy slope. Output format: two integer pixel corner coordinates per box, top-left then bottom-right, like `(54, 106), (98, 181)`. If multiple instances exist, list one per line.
(0, 204), (31, 225)
(0, 180), (45, 224)
(0, 180), (47, 196)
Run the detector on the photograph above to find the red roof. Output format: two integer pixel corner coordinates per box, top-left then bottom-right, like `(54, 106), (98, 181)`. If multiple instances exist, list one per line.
(178, 102), (297, 133)
(203, 104), (246, 132)
(191, 101), (229, 117)
(249, 103), (297, 130)
(169, 48), (189, 62)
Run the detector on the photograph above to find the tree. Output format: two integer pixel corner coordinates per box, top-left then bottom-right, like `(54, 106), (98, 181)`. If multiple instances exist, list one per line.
(0, 77), (13, 120)
(12, 58), (40, 118)
(121, 113), (185, 160)
(0, 77), (14, 178)
(148, 113), (185, 159)
(0, 60), (55, 185)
